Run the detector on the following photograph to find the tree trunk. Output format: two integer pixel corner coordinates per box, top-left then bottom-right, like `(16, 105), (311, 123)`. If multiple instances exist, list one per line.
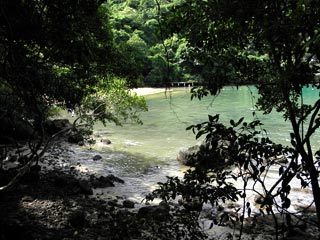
(305, 155), (320, 228)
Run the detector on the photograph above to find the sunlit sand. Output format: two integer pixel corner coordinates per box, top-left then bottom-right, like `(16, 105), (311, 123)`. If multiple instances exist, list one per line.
(130, 87), (170, 96)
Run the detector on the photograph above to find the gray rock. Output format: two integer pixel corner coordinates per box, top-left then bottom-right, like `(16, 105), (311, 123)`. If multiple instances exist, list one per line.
(78, 180), (93, 195)
(91, 176), (114, 188)
(107, 200), (122, 207)
(68, 133), (84, 144)
(45, 119), (72, 135)
(138, 205), (170, 221)
(68, 209), (86, 228)
(90, 175), (124, 188)
(21, 195), (34, 202)
(123, 200), (135, 208)
(92, 155), (102, 161)
(177, 145), (200, 166)
(100, 138), (111, 145)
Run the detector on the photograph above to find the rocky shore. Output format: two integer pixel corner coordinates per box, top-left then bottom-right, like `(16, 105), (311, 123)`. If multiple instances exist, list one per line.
(1, 139), (320, 240)
(0, 141), (204, 240)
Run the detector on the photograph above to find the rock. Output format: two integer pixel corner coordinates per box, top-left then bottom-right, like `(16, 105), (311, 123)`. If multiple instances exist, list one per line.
(0, 117), (34, 143)
(78, 180), (93, 195)
(68, 133), (84, 144)
(100, 138), (111, 145)
(138, 205), (170, 221)
(107, 174), (125, 184)
(123, 200), (135, 208)
(54, 175), (69, 188)
(177, 141), (235, 169)
(178, 197), (203, 211)
(293, 204), (317, 213)
(91, 176), (114, 188)
(177, 145), (200, 166)
(108, 200), (122, 207)
(44, 119), (72, 135)
(21, 168), (40, 184)
(138, 206), (155, 217)
(68, 209), (86, 228)
(92, 155), (102, 161)
(21, 195), (34, 202)
(90, 174), (124, 189)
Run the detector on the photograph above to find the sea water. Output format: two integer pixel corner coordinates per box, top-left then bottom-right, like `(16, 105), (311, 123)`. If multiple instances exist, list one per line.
(65, 86), (320, 209)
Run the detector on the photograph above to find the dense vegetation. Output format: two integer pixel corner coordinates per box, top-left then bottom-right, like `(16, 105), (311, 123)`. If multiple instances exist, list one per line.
(0, 0), (147, 189)
(147, 0), (320, 238)
(108, 0), (202, 87)
(2, 0), (320, 239)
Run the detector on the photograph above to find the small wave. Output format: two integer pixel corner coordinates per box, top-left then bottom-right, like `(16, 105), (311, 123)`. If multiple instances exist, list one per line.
(124, 140), (140, 146)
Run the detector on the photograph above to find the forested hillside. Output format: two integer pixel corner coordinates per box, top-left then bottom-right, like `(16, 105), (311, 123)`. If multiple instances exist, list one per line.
(108, 0), (197, 87)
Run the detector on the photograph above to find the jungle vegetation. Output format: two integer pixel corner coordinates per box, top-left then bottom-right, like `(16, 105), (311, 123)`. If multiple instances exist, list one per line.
(2, 0), (320, 239)
(147, 0), (320, 239)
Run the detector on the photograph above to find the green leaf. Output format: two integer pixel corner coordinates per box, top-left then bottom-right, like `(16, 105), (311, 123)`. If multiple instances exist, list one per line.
(235, 117), (244, 127)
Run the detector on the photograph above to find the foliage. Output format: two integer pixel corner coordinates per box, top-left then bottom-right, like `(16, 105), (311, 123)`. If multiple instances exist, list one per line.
(79, 76), (148, 127)
(1, 0), (112, 133)
(109, 0), (192, 86)
(148, 115), (295, 236)
(0, 0), (147, 190)
(149, 0), (320, 233)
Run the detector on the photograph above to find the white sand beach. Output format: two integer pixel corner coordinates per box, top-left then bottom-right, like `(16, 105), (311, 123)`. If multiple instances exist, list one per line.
(130, 87), (170, 96)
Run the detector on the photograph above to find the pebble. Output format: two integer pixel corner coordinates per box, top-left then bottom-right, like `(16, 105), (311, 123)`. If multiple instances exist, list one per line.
(92, 155), (102, 161)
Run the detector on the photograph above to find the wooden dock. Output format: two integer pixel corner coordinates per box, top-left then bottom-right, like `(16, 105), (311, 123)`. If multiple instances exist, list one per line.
(170, 81), (198, 87)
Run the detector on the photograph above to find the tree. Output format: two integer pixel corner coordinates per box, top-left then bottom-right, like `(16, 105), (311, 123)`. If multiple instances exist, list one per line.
(109, 0), (189, 87)
(0, 0), (147, 190)
(151, 0), (320, 230)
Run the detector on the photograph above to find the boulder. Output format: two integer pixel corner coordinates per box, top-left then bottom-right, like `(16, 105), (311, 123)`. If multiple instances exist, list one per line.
(107, 174), (125, 184)
(92, 155), (102, 161)
(0, 117), (34, 143)
(178, 197), (203, 211)
(90, 175), (124, 188)
(54, 175), (70, 188)
(177, 145), (200, 166)
(21, 165), (41, 184)
(77, 180), (93, 195)
(68, 133), (84, 144)
(91, 176), (114, 188)
(100, 138), (111, 145)
(123, 200), (135, 208)
(68, 209), (86, 228)
(138, 204), (170, 221)
(177, 141), (235, 168)
(44, 119), (72, 135)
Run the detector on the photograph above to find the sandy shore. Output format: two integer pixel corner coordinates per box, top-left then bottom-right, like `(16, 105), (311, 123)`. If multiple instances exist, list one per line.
(130, 87), (170, 96)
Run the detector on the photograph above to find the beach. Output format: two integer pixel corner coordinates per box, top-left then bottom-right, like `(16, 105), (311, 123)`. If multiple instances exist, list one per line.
(130, 87), (170, 96)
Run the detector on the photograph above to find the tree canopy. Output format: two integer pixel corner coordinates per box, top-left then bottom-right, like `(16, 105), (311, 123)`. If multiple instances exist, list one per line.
(147, 0), (320, 231)
(0, 0), (148, 191)
(0, 0), (147, 141)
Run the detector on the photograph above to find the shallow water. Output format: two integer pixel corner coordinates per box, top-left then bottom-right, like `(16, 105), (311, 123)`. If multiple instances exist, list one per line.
(64, 86), (320, 208)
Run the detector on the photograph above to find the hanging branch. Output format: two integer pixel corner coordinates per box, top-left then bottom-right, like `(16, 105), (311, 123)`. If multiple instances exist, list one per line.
(155, 0), (172, 89)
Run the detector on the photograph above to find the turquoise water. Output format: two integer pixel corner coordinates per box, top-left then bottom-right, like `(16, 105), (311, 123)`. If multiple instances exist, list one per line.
(65, 86), (320, 203)
(92, 86), (320, 172)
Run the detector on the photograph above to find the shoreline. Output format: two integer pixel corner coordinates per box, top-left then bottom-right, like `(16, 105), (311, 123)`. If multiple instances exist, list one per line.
(130, 87), (171, 96)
